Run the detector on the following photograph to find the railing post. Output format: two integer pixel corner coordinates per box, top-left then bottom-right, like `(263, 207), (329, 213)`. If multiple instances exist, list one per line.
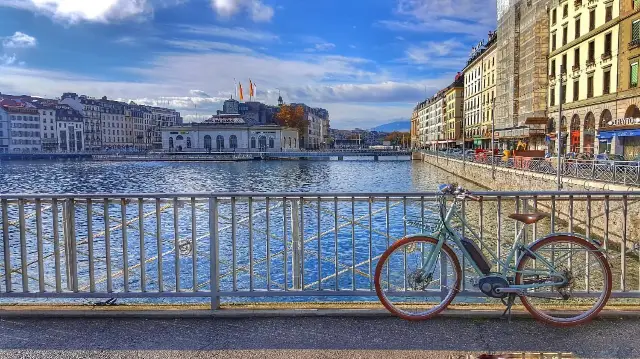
(209, 197), (220, 309)
(62, 199), (78, 292)
(290, 199), (302, 290)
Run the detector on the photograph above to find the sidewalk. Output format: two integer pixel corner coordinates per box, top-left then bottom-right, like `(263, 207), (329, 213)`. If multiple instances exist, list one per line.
(0, 316), (637, 358)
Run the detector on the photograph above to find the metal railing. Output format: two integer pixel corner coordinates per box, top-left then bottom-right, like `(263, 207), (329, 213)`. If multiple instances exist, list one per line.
(0, 191), (639, 306)
(422, 150), (640, 186)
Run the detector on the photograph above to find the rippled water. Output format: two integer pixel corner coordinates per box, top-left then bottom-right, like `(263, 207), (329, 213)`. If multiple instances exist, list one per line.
(0, 160), (488, 305)
(0, 159), (477, 194)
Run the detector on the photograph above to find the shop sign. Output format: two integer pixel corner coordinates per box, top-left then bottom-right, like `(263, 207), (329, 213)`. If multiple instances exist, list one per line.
(607, 117), (640, 127)
(207, 117), (245, 124)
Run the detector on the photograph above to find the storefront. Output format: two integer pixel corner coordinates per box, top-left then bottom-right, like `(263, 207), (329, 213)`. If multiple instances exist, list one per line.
(597, 115), (640, 158)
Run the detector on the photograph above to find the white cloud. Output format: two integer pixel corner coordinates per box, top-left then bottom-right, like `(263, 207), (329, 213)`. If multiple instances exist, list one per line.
(0, 53), (17, 65)
(210, 0), (274, 22)
(401, 39), (468, 70)
(0, 0), (184, 23)
(0, 49), (441, 128)
(177, 24), (279, 42)
(380, 0), (497, 35)
(305, 42), (335, 52)
(2, 31), (37, 48)
(165, 39), (254, 53)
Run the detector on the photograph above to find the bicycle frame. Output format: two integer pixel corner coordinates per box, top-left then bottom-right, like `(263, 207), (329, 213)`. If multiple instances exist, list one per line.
(419, 195), (567, 291)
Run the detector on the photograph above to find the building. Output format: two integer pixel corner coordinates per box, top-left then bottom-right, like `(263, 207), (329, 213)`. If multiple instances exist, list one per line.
(60, 93), (102, 150)
(0, 104), (9, 153)
(547, 0), (620, 155)
(410, 108), (419, 149)
(127, 104), (153, 150)
(289, 103), (330, 150)
(161, 114), (299, 152)
(56, 104), (84, 152)
(445, 75), (464, 146)
(0, 105), (41, 152)
(100, 97), (128, 149)
(495, 0), (549, 148)
(607, 0), (640, 158)
(481, 33), (498, 148)
(32, 101), (58, 152)
(464, 41), (485, 147)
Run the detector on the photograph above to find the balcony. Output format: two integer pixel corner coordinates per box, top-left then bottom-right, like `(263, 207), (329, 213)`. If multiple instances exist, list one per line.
(586, 59), (596, 68)
(548, 73), (557, 81)
(601, 52), (612, 61)
(629, 38), (640, 49)
(572, 65), (581, 73)
(574, 0), (582, 7)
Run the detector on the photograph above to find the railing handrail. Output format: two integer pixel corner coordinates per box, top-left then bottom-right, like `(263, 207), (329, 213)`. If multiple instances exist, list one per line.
(0, 190), (638, 199)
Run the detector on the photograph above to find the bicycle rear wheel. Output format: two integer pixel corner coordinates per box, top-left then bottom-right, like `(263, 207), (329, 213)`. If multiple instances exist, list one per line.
(374, 236), (461, 320)
(515, 235), (612, 326)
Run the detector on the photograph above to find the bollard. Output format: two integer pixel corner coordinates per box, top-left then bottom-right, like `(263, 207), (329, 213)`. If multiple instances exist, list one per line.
(290, 199), (303, 290)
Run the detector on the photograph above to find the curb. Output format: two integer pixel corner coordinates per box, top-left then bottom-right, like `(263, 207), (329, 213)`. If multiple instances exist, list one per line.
(1, 308), (639, 319)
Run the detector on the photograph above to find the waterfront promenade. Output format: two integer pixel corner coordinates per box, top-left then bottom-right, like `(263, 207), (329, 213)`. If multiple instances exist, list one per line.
(0, 316), (636, 358)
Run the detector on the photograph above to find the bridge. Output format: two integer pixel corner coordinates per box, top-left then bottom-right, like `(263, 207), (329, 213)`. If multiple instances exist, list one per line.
(0, 190), (637, 306)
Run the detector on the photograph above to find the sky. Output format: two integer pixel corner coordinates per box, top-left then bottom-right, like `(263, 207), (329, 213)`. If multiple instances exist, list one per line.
(0, 0), (497, 129)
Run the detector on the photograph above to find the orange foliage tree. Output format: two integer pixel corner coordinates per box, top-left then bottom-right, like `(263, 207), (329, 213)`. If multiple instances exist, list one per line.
(384, 131), (410, 145)
(275, 105), (306, 131)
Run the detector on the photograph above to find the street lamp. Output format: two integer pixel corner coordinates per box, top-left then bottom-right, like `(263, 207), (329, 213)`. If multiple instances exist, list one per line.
(491, 98), (496, 180)
(556, 65), (565, 190)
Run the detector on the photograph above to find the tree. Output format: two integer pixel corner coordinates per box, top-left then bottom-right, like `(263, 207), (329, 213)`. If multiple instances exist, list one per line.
(384, 131), (410, 146)
(275, 105), (306, 132)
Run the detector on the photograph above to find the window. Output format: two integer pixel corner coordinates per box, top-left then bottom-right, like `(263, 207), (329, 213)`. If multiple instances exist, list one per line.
(550, 88), (556, 106)
(561, 84), (567, 104)
(551, 59), (556, 76)
(589, 9), (596, 31)
(552, 32), (557, 50)
(574, 48), (580, 69)
(633, 20), (640, 42)
(552, 9), (557, 25)
(573, 79), (579, 101)
(575, 17), (581, 39)
(604, 32), (612, 56)
(605, 5), (612, 22)
(587, 75), (594, 98)
(562, 26), (568, 45)
(631, 62), (639, 88)
(588, 41), (595, 62)
(562, 53), (567, 73)
(563, 4), (568, 18)
(603, 69), (611, 94)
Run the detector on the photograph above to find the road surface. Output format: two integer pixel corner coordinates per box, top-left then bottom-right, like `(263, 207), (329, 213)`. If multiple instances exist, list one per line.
(0, 316), (637, 358)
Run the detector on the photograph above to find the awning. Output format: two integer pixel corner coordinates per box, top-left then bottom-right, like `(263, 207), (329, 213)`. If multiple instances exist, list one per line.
(598, 129), (640, 139)
(525, 117), (548, 125)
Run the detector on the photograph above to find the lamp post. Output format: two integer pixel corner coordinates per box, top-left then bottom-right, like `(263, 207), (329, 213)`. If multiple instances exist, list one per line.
(557, 66), (564, 190)
(491, 98), (496, 179)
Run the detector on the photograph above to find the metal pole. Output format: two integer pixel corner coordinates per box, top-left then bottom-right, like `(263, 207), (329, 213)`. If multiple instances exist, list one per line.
(557, 66), (564, 190)
(491, 99), (496, 179)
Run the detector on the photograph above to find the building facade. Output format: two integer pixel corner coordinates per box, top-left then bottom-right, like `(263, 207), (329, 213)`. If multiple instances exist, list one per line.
(480, 35), (498, 148)
(161, 114), (299, 152)
(547, 0), (620, 155)
(36, 105), (58, 151)
(464, 53), (484, 145)
(1, 105), (41, 152)
(0, 105), (9, 153)
(56, 104), (84, 152)
(608, 0), (640, 158)
(445, 76), (464, 145)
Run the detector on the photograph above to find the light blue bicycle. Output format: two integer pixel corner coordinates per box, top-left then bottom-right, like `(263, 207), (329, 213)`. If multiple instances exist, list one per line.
(374, 184), (612, 326)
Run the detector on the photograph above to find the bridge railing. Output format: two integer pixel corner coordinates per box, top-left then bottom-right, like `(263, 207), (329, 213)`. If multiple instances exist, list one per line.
(421, 150), (640, 187)
(0, 191), (638, 305)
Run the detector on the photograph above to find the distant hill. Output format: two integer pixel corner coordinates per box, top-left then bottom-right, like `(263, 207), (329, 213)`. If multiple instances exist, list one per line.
(370, 120), (410, 132)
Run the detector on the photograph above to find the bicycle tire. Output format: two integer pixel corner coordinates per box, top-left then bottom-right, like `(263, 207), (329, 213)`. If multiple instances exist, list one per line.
(374, 236), (461, 321)
(515, 234), (612, 327)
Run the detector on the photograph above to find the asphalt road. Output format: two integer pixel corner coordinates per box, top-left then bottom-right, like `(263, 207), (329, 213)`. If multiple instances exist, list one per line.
(0, 316), (637, 358)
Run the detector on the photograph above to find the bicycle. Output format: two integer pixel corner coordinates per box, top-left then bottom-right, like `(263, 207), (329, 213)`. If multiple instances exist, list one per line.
(374, 184), (612, 326)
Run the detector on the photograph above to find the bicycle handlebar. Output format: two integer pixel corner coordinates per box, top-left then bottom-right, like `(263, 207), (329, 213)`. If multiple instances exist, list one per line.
(439, 183), (481, 201)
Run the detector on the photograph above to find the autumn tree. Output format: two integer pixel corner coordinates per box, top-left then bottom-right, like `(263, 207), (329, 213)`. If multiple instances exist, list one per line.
(275, 105), (306, 132)
(384, 131), (410, 146)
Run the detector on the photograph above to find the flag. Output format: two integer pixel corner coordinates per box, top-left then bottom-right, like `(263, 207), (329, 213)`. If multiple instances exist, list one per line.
(253, 81), (257, 97)
(239, 82), (244, 100)
(249, 79), (254, 97)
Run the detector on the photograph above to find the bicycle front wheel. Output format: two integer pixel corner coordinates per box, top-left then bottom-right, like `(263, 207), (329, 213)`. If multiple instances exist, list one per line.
(374, 236), (461, 320)
(516, 235), (612, 326)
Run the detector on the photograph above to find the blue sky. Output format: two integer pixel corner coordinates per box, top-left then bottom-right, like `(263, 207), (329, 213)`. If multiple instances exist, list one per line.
(0, 0), (496, 129)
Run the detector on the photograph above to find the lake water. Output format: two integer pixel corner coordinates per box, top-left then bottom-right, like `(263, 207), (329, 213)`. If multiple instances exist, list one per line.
(0, 159), (487, 305)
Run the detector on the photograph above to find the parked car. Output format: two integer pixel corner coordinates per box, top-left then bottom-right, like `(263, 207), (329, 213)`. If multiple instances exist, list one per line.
(595, 153), (627, 166)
